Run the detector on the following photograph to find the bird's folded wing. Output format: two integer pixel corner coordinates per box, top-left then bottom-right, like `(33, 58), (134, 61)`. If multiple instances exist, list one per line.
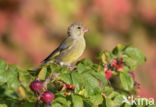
(42, 37), (74, 63)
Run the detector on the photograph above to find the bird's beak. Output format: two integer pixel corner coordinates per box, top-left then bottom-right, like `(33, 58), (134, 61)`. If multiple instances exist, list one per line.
(83, 27), (88, 33)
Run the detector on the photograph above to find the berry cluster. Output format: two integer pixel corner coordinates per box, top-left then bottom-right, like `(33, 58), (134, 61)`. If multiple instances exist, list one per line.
(112, 58), (124, 69)
(104, 58), (135, 81)
(104, 58), (124, 80)
(30, 80), (55, 104)
(30, 79), (75, 105)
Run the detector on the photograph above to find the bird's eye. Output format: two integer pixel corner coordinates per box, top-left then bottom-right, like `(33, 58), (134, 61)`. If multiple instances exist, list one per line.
(77, 27), (81, 29)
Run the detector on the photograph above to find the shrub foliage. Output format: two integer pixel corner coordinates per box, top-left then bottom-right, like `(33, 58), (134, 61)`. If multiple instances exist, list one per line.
(0, 44), (155, 107)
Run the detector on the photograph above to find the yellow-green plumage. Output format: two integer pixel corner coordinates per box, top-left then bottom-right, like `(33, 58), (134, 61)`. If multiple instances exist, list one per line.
(43, 22), (88, 66)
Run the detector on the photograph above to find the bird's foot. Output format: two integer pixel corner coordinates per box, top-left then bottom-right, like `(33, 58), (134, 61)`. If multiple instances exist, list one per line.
(68, 66), (77, 70)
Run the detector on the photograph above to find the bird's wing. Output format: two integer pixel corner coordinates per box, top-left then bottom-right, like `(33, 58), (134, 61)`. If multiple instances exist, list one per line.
(42, 37), (74, 63)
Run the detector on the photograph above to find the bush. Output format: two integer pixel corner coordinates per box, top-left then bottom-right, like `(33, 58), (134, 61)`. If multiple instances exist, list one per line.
(0, 44), (155, 107)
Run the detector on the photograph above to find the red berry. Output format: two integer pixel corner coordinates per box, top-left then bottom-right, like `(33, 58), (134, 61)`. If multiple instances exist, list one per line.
(65, 83), (75, 90)
(129, 71), (135, 80)
(113, 58), (124, 69)
(105, 70), (112, 79)
(30, 80), (43, 91)
(41, 91), (55, 102)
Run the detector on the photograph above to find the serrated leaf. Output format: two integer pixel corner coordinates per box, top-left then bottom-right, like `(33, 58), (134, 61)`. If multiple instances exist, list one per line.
(89, 94), (103, 106)
(106, 98), (115, 107)
(52, 97), (71, 107)
(77, 63), (87, 73)
(18, 70), (33, 89)
(122, 66), (130, 72)
(0, 59), (8, 71)
(123, 46), (146, 64)
(77, 59), (93, 66)
(90, 71), (107, 87)
(6, 65), (20, 90)
(72, 94), (83, 107)
(60, 73), (72, 84)
(103, 86), (113, 94)
(7, 77), (20, 90)
(120, 72), (134, 91)
(108, 92), (119, 99)
(114, 95), (124, 106)
(0, 70), (8, 85)
(0, 63), (14, 85)
(71, 72), (84, 92)
(82, 73), (100, 96)
(122, 55), (138, 71)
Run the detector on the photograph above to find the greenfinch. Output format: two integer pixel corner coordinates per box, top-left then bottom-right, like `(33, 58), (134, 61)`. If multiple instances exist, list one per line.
(42, 22), (88, 66)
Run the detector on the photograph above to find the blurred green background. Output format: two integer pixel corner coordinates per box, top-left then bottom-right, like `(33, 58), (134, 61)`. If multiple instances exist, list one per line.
(0, 0), (156, 100)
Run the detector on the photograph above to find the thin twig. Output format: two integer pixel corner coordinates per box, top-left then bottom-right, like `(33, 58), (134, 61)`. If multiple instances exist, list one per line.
(43, 73), (56, 88)
(34, 91), (40, 107)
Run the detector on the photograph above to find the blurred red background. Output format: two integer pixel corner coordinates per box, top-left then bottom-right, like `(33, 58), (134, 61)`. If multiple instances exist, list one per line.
(0, 0), (156, 100)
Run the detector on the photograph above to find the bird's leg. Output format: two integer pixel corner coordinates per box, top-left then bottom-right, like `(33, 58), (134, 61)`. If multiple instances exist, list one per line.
(68, 65), (77, 70)
(60, 62), (77, 70)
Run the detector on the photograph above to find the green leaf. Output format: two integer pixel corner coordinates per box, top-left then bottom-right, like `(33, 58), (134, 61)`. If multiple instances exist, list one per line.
(19, 70), (33, 89)
(104, 50), (113, 59)
(108, 92), (119, 99)
(103, 86), (113, 94)
(60, 73), (72, 84)
(102, 50), (114, 63)
(114, 95), (124, 106)
(96, 51), (103, 60)
(71, 72), (84, 92)
(83, 101), (92, 107)
(72, 94), (83, 107)
(106, 98), (115, 107)
(123, 46), (146, 64)
(122, 66), (130, 72)
(52, 97), (71, 107)
(124, 103), (131, 107)
(90, 71), (107, 87)
(0, 60), (9, 85)
(0, 59), (8, 71)
(0, 70), (8, 85)
(38, 67), (47, 80)
(77, 59), (93, 66)
(17, 101), (34, 107)
(112, 44), (126, 55)
(0, 104), (7, 107)
(148, 103), (156, 107)
(122, 55), (138, 71)
(89, 94), (103, 106)
(6, 65), (20, 90)
(82, 73), (100, 96)
(7, 78), (20, 90)
(53, 103), (63, 107)
(3, 89), (19, 99)
(77, 63), (91, 74)
(120, 72), (134, 91)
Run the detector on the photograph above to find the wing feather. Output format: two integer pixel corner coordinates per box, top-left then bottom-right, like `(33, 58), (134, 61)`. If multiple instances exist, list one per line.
(42, 37), (74, 63)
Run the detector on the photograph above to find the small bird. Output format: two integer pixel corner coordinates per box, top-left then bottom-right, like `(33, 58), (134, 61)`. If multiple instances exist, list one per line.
(42, 22), (88, 66)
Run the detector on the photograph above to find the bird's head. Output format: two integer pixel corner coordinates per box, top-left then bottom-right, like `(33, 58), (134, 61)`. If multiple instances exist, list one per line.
(67, 22), (88, 37)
